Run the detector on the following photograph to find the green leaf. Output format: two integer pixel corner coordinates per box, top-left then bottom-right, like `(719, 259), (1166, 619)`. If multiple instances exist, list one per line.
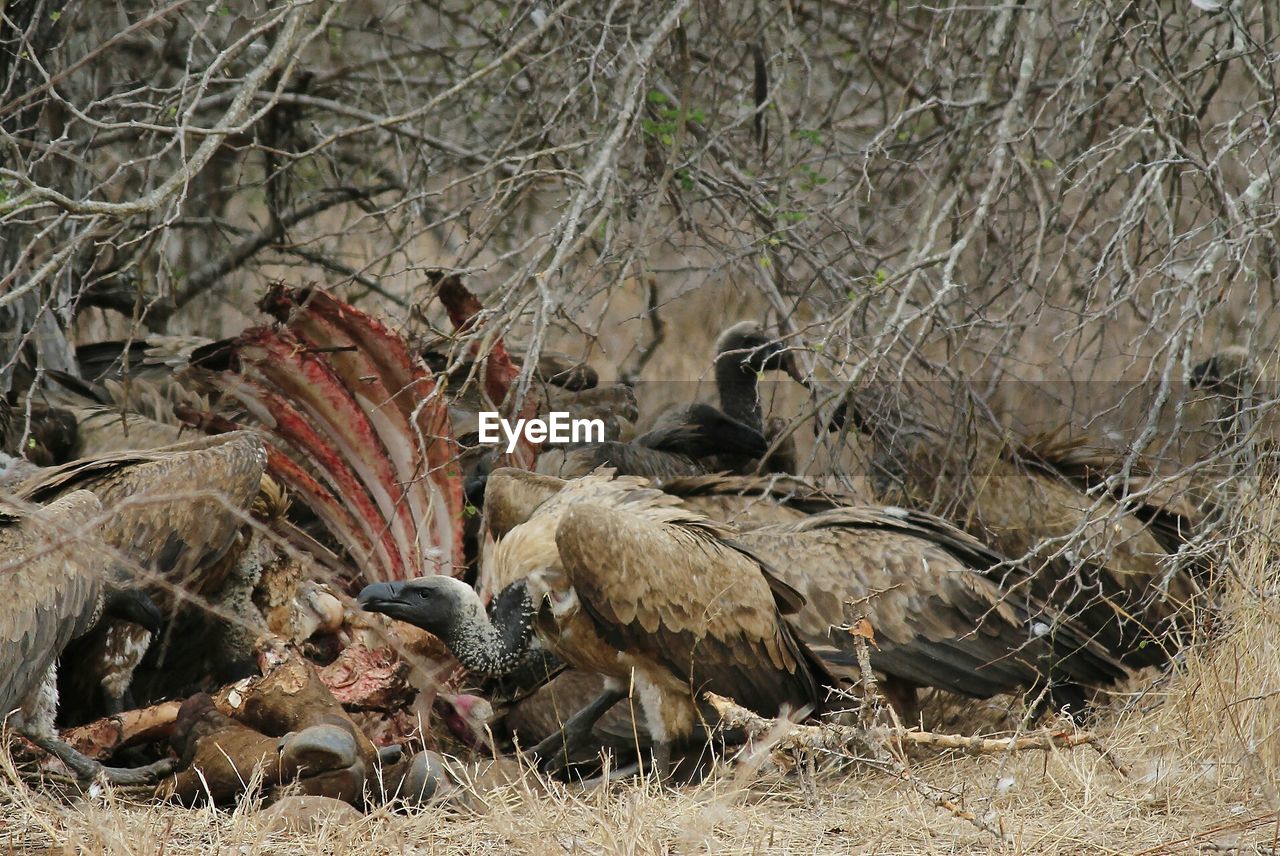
(874, 268), (887, 284)
(646, 90), (668, 104)
(49, 10), (61, 21)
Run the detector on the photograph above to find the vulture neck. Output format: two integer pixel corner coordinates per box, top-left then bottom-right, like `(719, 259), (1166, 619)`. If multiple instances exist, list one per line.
(447, 582), (534, 678)
(715, 355), (764, 431)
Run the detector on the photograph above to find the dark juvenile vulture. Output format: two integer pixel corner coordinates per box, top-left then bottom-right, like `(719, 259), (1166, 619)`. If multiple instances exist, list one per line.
(9, 431), (269, 717)
(645, 320), (807, 474)
(1190, 345), (1271, 465)
(1, 490), (171, 784)
(360, 467), (829, 774)
(533, 320), (803, 481)
(422, 340), (600, 394)
(732, 506), (1130, 717)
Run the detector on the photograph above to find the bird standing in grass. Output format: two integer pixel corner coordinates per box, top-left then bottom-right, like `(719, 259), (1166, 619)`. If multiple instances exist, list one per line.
(360, 467), (830, 776)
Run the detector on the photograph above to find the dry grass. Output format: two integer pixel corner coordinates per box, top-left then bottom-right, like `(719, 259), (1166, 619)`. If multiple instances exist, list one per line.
(4, 492), (1279, 856)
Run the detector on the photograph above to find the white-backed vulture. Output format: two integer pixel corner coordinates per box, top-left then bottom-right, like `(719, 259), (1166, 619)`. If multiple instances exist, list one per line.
(9, 431), (269, 717)
(1, 490), (173, 784)
(360, 468), (830, 774)
(732, 506), (1131, 717)
(820, 370), (1200, 670)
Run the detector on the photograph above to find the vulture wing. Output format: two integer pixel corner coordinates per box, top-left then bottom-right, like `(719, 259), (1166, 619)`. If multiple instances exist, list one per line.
(970, 459), (1196, 667)
(554, 501), (825, 718)
(14, 431), (267, 603)
(0, 491), (104, 716)
(737, 506), (1128, 698)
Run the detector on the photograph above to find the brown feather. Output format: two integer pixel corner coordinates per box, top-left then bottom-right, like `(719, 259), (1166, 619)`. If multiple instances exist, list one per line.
(488, 469), (827, 746)
(0, 491), (106, 737)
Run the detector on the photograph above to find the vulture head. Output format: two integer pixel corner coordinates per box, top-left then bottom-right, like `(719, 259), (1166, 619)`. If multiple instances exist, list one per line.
(358, 576), (534, 677)
(101, 586), (164, 635)
(715, 322), (805, 382)
(713, 322), (811, 433)
(0, 400), (79, 466)
(1190, 346), (1259, 399)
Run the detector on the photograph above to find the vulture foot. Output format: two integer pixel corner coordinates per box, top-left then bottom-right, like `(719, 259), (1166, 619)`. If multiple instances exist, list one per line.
(528, 687), (627, 772)
(31, 733), (176, 785)
(99, 757), (179, 786)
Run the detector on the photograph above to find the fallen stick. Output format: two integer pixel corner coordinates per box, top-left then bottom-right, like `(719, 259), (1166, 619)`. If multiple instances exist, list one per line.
(705, 693), (1099, 756)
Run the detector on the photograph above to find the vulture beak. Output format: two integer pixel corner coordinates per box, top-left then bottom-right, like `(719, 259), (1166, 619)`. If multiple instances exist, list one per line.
(780, 348), (813, 390)
(103, 588), (164, 635)
(1187, 356), (1219, 390)
(357, 580), (419, 625)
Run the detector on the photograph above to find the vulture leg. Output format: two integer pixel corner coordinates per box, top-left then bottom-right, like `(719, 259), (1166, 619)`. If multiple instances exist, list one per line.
(26, 732), (177, 785)
(880, 677), (921, 724)
(528, 686), (628, 771)
(649, 741), (673, 781)
(101, 688), (125, 718)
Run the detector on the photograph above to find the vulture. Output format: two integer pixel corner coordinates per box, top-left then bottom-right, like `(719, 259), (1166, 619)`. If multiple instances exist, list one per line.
(1, 490), (173, 784)
(813, 360), (1201, 670)
(533, 319), (804, 481)
(422, 340), (600, 394)
(644, 320), (807, 474)
(1188, 345), (1277, 528)
(0, 399), (79, 467)
(1190, 345), (1271, 470)
(731, 505), (1131, 717)
(8, 431), (269, 718)
(360, 467), (830, 774)
(702, 320), (806, 433)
